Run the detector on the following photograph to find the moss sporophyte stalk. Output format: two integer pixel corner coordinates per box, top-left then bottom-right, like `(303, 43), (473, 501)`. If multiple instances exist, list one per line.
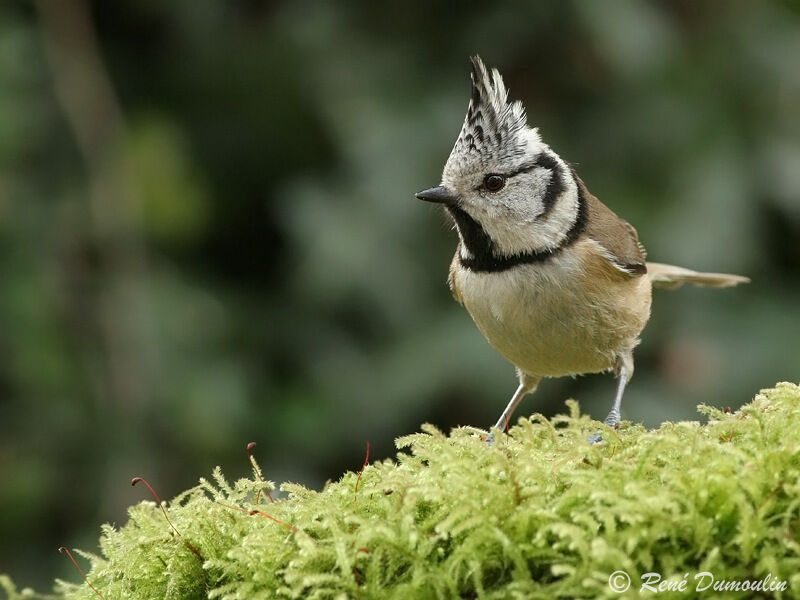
(1, 383), (799, 599)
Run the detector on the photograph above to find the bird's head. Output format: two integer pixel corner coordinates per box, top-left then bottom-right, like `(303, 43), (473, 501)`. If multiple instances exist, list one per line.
(417, 56), (581, 261)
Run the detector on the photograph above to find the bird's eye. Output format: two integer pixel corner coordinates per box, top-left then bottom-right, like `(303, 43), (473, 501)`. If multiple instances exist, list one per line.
(483, 174), (505, 192)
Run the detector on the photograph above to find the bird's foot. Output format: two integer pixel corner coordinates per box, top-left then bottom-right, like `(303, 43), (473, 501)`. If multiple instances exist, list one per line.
(588, 410), (621, 444)
(485, 432), (495, 446)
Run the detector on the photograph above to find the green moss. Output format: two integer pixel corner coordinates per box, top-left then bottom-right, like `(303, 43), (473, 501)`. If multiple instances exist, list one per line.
(4, 383), (800, 599)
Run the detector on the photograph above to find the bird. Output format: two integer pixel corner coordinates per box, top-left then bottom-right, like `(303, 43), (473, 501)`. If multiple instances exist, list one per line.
(416, 56), (749, 442)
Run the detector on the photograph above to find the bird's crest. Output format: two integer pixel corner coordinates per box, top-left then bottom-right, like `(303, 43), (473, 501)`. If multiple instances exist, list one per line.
(445, 56), (535, 178)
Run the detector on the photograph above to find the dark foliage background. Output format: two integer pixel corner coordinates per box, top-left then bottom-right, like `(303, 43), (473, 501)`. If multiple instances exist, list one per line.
(1, 0), (798, 590)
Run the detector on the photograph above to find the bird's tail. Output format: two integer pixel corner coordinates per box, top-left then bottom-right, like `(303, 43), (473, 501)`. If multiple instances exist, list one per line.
(646, 262), (750, 290)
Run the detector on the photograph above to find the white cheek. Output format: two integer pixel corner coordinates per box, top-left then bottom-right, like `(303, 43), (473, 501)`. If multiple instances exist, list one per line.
(505, 176), (547, 221)
(470, 177), (546, 251)
(466, 171), (579, 257)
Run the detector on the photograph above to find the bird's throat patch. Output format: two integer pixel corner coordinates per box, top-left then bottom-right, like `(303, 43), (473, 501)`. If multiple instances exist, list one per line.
(448, 184), (587, 273)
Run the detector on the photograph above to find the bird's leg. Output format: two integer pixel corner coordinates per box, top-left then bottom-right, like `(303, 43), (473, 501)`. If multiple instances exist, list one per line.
(486, 372), (540, 445)
(602, 370), (628, 428)
(589, 353), (633, 444)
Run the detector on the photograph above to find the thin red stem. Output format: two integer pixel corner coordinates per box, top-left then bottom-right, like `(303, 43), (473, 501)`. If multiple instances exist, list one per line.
(354, 441), (370, 502)
(58, 547), (104, 599)
(246, 442), (274, 503)
(131, 477), (204, 560)
(216, 501), (297, 532)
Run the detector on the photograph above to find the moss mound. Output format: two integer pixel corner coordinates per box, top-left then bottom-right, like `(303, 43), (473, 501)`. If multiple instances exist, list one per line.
(3, 383), (800, 599)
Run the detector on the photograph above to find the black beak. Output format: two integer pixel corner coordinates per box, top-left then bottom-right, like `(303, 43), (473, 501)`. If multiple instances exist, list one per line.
(415, 186), (457, 205)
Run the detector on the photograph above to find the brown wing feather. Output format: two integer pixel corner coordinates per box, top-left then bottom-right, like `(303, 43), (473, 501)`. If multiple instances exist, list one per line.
(578, 177), (647, 276)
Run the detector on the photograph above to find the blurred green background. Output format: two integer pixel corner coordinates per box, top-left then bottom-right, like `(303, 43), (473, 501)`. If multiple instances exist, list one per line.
(1, 0), (799, 590)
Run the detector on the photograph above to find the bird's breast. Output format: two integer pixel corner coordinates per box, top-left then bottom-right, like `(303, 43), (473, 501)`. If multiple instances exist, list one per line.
(453, 240), (652, 378)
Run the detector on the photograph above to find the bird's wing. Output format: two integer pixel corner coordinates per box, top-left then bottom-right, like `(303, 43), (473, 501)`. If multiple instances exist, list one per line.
(580, 180), (647, 277)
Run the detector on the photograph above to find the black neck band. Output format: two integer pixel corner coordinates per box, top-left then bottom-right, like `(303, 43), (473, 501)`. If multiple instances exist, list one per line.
(449, 182), (587, 273)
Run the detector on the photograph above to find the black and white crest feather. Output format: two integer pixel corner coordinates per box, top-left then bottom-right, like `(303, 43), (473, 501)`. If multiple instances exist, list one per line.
(444, 56), (537, 178)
